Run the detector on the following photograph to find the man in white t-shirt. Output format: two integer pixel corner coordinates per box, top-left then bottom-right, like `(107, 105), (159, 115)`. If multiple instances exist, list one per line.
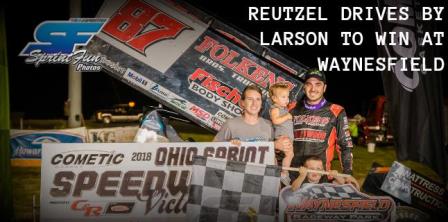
(214, 84), (274, 142)
(214, 84), (293, 167)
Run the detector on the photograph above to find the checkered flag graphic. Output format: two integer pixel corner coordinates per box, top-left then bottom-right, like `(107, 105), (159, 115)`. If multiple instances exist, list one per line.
(187, 156), (281, 222)
(300, 183), (364, 199)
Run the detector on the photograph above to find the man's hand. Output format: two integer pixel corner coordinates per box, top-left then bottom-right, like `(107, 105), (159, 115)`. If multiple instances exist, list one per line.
(329, 170), (346, 185)
(230, 139), (241, 147)
(345, 176), (360, 190)
(275, 136), (292, 152)
(328, 170), (339, 178)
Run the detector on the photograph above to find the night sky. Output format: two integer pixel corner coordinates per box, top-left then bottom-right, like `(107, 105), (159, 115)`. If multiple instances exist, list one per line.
(3, 0), (447, 119)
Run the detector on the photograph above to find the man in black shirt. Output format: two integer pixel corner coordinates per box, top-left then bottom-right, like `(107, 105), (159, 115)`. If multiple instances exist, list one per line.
(291, 69), (354, 179)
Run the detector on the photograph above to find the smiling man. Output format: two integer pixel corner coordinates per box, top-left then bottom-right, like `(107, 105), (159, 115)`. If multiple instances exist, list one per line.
(290, 69), (354, 180)
(213, 84), (274, 142)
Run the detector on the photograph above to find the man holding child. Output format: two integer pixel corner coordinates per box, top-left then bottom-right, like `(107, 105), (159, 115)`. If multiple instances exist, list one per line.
(215, 68), (356, 187)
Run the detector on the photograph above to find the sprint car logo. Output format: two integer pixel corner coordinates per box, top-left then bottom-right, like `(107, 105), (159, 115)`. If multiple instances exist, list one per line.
(20, 19), (106, 72)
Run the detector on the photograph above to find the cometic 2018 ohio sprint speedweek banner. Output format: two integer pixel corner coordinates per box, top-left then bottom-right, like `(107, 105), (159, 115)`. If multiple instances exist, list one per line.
(40, 142), (275, 222)
(86, 0), (306, 132)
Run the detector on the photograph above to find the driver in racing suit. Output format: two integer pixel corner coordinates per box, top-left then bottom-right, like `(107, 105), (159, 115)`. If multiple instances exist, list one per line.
(290, 69), (354, 180)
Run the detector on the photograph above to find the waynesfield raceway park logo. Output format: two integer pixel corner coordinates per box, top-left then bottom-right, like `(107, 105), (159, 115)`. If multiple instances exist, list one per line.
(280, 183), (396, 222)
(19, 18), (106, 72)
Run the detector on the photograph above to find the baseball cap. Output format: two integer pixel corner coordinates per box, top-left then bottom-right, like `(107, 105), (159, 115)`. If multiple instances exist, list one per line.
(300, 68), (326, 83)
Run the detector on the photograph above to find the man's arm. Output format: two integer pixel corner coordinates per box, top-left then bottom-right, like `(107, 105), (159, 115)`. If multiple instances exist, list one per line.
(270, 107), (292, 125)
(336, 110), (354, 174)
(330, 171), (360, 190)
(213, 121), (231, 142)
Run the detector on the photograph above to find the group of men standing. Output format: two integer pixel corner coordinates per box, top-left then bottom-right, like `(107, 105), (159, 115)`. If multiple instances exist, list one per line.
(214, 69), (354, 183)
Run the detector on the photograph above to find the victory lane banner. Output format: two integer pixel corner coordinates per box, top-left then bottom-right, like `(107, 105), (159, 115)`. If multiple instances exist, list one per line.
(86, 0), (305, 132)
(279, 184), (396, 222)
(40, 142), (275, 222)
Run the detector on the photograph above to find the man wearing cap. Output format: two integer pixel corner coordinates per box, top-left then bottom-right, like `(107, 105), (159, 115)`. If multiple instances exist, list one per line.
(290, 68), (354, 180)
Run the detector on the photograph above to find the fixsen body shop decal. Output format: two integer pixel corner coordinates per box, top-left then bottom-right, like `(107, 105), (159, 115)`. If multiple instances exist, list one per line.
(86, 0), (304, 132)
